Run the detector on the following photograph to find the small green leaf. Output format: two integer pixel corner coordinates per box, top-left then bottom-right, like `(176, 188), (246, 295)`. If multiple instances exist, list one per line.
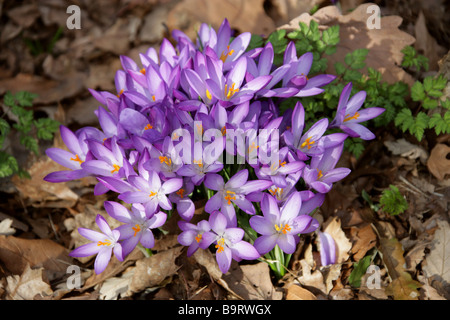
(20, 135), (39, 155)
(410, 81), (426, 102)
(379, 185), (408, 216)
(349, 255), (373, 288)
(0, 151), (19, 178)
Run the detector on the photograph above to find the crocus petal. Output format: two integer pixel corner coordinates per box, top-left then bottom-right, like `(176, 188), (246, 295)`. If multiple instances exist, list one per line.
(319, 231), (336, 266)
(69, 243), (100, 258)
(277, 234), (297, 254)
(226, 169), (248, 189)
(121, 235), (140, 257)
(280, 192), (302, 222)
(341, 122), (376, 140)
(118, 191), (152, 204)
(204, 173), (224, 191)
(253, 234), (278, 255)
(45, 148), (81, 170)
(96, 215), (112, 236)
(140, 229), (155, 249)
(231, 241), (260, 260)
(205, 192), (222, 213)
(239, 179), (274, 194)
(177, 198), (195, 221)
(216, 247), (232, 274)
(249, 215), (274, 236)
(161, 178), (183, 194)
(104, 201), (132, 223)
(94, 247), (112, 274)
(177, 229), (197, 246)
(346, 90), (367, 115)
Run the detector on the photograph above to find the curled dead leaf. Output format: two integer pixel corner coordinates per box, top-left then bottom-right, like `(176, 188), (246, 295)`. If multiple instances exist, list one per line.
(285, 284), (317, 300)
(5, 264), (53, 300)
(427, 143), (450, 181)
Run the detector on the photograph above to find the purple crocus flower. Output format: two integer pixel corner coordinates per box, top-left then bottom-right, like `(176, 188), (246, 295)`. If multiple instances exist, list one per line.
(168, 177), (195, 221)
(204, 169), (273, 226)
(318, 231), (336, 266)
(177, 219), (211, 256)
(44, 125), (92, 183)
(249, 193), (319, 255)
(284, 101), (347, 160)
(201, 210), (260, 274)
(204, 55), (272, 108)
(69, 214), (123, 274)
(255, 146), (305, 188)
(104, 201), (167, 257)
(302, 143), (351, 193)
(329, 82), (385, 140)
(118, 170), (183, 214)
(282, 43), (336, 97)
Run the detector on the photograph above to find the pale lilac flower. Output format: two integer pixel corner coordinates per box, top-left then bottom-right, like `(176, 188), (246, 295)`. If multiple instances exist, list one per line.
(249, 193), (319, 255)
(177, 219), (211, 256)
(204, 169), (273, 225)
(104, 201), (167, 257)
(201, 210), (260, 274)
(302, 143), (351, 193)
(69, 214), (123, 274)
(118, 170), (183, 214)
(329, 82), (385, 140)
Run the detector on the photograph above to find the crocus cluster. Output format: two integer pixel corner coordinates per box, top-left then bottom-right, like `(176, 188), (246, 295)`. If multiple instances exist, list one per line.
(44, 19), (384, 275)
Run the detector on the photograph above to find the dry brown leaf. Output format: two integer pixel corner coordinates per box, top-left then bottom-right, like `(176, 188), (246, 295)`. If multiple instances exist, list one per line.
(384, 138), (429, 164)
(379, 238), (421, 300)
(264, 0), (322, 26)
(5, 264), (53, 300)
(167, 0), (275, 41)
(427, 143), (450, 181)
(193, 247), (222, 281)
(11, 156), (78, 208)
(222, 262), (283, 300)
(0, 235), (72, 279)
(350, 224), (377, 262)
(128, 247), (183, 293)
(285, 284), (317, 300)
(7, 3), (40, 28)
(296, 259), (327, 296)
(323, 217), (352, 264)
(0, 73), (86, 105)
(279, 3), (416, 85)
(422, 219), (450, 288)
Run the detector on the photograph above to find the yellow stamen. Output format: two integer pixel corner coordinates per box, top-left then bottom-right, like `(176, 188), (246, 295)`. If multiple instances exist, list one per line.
(220, 45), (234, 63)
(172, 132), (179, 140)
(70, 154), (83, 165)
(111, 164), (120, 174)
(274, 223), (291, 234)
(97, 239), (112, 246)
(317, 169), (323, 179)
(176, 188), (185, 199)
(248, 142), (259, 155)
(195, 233), (202, 243)
(343, 112), (360, 123)
(224, 190), (236, 205)
(145, 123), (153, 130)
(149, 191), (157, 198)
(140, 68), (146, 75)
(196, 123), (204, 136)
(159, 156), (172, 166)
(132, 224), (141, 237)
(224, 83), (239, 99)
(151, 95), (156, 102)
(206, 89), (212, 100)
(221, 126), (226, 136)
(116, 89), (124, 98)
(300, 137), (316, 150)
(215, 237), (225, 253)
(194, 159), (203, 168)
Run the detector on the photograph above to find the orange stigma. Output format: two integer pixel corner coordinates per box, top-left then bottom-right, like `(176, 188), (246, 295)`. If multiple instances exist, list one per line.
(132, 224), (141, 237)
(301, 137), (316, 150)
(110, 164), (120, 174)
(344, 112), (360, 122)
(70, 154), (83, 165)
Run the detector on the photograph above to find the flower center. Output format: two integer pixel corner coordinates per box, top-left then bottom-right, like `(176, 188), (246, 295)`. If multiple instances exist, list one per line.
(224, 83), (239, 99)
(116, 89), (124, 98)
(215, 237), (226, 253)
(149, 191), (157, 198)
(224, 190), (236, 205)
(195, 233), (202, 243)
(206, 89), (212, 100)
(221, 126), (227, 136)
(344, 112), (360, 122)
(70, 154), (84, 165)
(110, 164), (121, 174)
(274, 223), (291, 234)
(194, 159), (203, 168)
(159, 156), (172, 166)
(317, 169), (323, 179)
(300, 137), (316, 150)
(97, 239), (112, 247)
(176, 188), (185, 199)
(140, 68), (146, 75)
(248, 142), (259, 155)
(269, 187), (284, 200)
(132, 224), (141, 237)
(219, 45), (234, 63)
(145, 123), (153, 130)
